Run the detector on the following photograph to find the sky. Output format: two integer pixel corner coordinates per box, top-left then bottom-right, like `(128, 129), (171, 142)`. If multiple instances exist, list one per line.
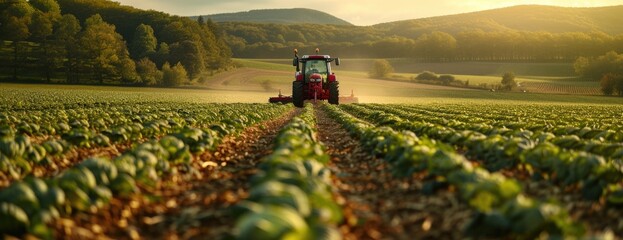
(114, 0), (623, 26)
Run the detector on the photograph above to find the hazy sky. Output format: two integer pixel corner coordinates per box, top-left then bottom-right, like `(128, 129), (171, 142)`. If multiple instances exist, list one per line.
(114, 0), (623, 25)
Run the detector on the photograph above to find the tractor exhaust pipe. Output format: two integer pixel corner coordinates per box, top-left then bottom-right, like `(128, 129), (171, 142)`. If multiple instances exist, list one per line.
(293, 49), (300, 72)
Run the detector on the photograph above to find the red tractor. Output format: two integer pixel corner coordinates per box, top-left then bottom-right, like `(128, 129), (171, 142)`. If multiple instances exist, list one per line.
(269, 49), (357, 107)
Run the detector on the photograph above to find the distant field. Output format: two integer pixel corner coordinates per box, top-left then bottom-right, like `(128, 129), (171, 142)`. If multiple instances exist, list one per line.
(0, 83), (277, 106)
(245, 58), (601, 95)
(251, 58), (577, 76)
(213, 59), (619, 104)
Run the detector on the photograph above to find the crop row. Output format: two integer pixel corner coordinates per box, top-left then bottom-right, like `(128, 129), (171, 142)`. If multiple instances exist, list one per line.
(0, 104), (291, 238)
(1, 102), (261, 138)
(361, 104), (623, 160)
(0, 103), (286, 184)
(324, 104), (583, 238)
(0, 87), (200, 111)
(342, 104), (623, 204)
(392, 104), (623, 136)
(232, 104), (342, 239)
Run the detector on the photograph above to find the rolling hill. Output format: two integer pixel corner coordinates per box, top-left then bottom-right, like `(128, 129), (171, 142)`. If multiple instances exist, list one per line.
(374, 5), (623, 37)
(198, 8), (353, 26)
(205, 5), (623, 59)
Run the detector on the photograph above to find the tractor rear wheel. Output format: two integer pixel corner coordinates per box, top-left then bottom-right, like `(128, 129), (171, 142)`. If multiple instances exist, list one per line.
(329, 81), (339, 105)
(292, 81), (304, 107)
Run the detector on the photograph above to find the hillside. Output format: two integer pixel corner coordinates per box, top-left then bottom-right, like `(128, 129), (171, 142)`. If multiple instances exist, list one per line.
(199, 8), (353, 26)
(374, 5), (623, 37)
(217, 4), (623, 59)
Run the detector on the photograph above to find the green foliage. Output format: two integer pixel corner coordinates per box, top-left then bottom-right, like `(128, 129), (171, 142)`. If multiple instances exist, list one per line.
(2, 0), (34, 19)
(501, 72), (516, 91)
(0, 0), (231, 85)
(130, 24), (157, 59)
(28, 0), (61, 15)
(574, 51), (623, 81)
(28, 11), (53, 40)
(415, 31), (457, 60)
(415, 71), (439, 80)
(600, 74), (617, 95)
(616, 77), (623, 97)
(0, 97), (292, 238)
(162, 62), (188, 87)
(168, 40), (205, 78)
(439, 74), (455, 85)
(53, 14), (81, 40)
(368, 59), (394, 78)
(324, 103), (587, 238)
(77, 14), (136, 83)
(136, 58), (162, 86)
(234, 104), (341, 239)
(220, 16), (623, 60)
(211, 5), (623, 59)
(1, 15), (30, 41)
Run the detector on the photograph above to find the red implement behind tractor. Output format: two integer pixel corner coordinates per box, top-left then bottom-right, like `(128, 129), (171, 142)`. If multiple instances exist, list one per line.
(269, 49), (358, 107)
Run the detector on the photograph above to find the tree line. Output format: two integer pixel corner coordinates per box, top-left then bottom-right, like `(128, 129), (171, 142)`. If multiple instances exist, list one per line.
(220, 22), (623, 61)
(575, 51), (623, 96)
(0, 0), (231, 86)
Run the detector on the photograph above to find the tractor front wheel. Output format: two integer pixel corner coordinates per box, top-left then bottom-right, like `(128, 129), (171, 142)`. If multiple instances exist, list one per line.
(292, 81), (304, 107)
(329, 81), (339, 105)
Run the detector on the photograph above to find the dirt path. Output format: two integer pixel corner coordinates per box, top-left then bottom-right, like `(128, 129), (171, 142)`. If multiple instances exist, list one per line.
(314, 105), (473, 239)
(54, 109), (300, 239)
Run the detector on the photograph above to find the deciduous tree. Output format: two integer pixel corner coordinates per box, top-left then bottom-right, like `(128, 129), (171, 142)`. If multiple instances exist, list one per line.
(1, 0), (34, 81)
(30, 11), (54, 82)
(168, 40), (204, 79)
(53, 14), (81, 83)
(368, 59), (394, 79)
(501, 72), (516, 91)
(77, 14), (136, 83)
(136, 58), (162, 86)
(130, 24), (157, 59)
(162, 62), (188, 86)
(600, 73), (616, 95)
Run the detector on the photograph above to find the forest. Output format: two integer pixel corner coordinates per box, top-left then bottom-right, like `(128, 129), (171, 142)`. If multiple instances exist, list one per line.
(221, 21), (623, 61)
(0, 0), (231, 86)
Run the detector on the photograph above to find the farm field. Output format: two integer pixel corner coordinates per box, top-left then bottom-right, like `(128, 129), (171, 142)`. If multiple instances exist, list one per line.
(246, 58), (600, 95)
(1, 83), (623, 239)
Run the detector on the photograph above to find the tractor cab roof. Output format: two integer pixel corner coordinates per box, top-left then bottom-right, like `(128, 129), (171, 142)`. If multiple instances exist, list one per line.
(301, 55), (332, 60)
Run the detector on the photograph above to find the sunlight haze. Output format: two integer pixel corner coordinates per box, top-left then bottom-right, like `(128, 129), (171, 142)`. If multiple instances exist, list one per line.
(113, 0), (623, 25)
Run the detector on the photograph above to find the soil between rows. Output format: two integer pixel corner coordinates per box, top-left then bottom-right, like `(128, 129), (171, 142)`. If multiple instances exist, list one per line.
(314, 105), (473, 240)
(53, 108), (300, 239)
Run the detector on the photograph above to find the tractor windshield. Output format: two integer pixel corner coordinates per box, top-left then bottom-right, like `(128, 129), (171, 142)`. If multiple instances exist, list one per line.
(304, 60), (328, 80)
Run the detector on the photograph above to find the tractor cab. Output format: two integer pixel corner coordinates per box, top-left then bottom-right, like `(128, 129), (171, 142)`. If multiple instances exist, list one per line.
(269, 48), (356, 107)
(293, 52), (340, 83)
(300, 56), (331, 83)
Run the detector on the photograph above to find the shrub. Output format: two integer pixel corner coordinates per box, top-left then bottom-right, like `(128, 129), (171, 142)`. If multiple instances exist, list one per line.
(368, 59), (394, 78)
(415, 71), (438, 81)
(439, 74), (455, 85)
